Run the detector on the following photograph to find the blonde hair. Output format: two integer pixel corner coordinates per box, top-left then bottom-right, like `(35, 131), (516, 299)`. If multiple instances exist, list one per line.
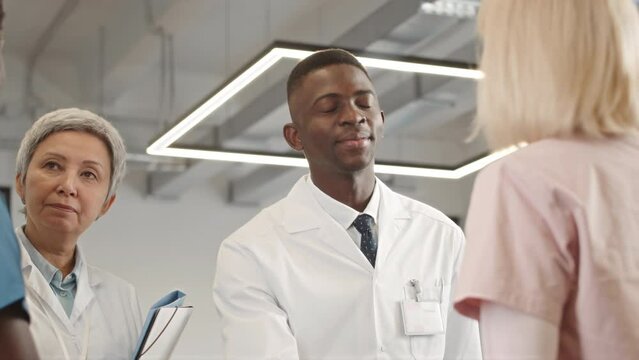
(475, 0), (639, 149)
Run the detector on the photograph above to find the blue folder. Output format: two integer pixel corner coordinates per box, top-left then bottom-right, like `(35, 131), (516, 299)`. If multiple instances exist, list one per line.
(133, 290), (192, 359)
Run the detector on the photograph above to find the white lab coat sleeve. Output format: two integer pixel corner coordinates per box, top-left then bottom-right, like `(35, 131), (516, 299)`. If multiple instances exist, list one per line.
(443, 228), (482, 360)
(213, 238), (300, 360)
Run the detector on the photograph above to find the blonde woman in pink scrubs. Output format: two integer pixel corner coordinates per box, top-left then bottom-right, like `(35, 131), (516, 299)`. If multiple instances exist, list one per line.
(453, 0), (639, 359)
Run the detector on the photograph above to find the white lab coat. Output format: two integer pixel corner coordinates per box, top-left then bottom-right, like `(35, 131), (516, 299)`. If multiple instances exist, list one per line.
(213, 176), (481, 360)
(18, 229), (143, 360)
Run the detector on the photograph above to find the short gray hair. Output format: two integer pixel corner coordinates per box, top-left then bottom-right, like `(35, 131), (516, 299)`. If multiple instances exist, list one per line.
(16, 108), (127, 201)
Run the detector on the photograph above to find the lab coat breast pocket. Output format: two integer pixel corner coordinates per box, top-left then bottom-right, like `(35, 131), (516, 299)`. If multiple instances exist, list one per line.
(402, 281), (448, 359)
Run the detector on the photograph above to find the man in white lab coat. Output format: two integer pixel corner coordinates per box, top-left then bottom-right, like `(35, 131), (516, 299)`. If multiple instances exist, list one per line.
(213, 49), (481, 360)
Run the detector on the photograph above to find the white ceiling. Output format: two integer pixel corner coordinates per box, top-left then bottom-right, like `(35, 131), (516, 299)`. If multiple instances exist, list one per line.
(1, 0), (484, 200)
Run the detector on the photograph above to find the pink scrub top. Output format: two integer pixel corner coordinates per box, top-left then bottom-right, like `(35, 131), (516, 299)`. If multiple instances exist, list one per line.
(454, 135), (639, 360)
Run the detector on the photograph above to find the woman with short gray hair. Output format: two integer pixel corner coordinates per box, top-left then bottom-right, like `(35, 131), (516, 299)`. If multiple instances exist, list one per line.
(16, 108), (127, 202)
(15, 108), (142, 359)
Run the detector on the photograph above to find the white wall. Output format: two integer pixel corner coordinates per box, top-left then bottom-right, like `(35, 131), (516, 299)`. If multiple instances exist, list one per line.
(1, 150), (475, 359)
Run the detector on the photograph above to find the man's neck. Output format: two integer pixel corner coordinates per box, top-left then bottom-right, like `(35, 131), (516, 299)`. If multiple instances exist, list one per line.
(310, 169), (376, 212)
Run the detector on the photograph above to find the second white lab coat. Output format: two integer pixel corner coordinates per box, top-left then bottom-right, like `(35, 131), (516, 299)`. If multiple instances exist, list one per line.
(18, 229), (143, 360)
(213, 176), (481, 360)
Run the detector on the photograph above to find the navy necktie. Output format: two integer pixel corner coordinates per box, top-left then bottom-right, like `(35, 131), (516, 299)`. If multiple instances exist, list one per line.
(353, 214), (377, 267)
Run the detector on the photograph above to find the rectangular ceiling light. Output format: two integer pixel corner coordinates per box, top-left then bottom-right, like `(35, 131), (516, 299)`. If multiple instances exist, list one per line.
(147, 42), (512, 179)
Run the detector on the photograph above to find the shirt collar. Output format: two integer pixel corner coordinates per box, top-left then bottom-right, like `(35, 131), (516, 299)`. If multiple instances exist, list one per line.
(306, 175), (381, 229)
(17, 226), (82, 286)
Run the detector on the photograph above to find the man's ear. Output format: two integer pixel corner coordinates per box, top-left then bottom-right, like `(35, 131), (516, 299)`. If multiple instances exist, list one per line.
(283, 123), (303, 151)
(378, 111), (386, 140)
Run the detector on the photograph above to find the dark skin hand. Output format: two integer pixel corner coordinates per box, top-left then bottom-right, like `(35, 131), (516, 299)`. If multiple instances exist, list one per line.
(0, 302), (40, 360)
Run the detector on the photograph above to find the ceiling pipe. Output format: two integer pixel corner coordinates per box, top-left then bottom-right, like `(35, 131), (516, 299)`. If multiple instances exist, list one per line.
(144, 0), (174, 130)
(24, 0), (79, 118)
(98, 26), (106, 114)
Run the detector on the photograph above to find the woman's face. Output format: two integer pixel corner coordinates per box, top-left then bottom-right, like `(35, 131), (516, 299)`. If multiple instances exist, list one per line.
(15, 130), (115, 239)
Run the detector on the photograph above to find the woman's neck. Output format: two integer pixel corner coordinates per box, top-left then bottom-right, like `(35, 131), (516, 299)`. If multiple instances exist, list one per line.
(24, 223), (77, 277)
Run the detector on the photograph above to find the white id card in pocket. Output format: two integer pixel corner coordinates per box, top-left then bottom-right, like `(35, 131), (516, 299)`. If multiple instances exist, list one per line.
(400, 299), (445, 336)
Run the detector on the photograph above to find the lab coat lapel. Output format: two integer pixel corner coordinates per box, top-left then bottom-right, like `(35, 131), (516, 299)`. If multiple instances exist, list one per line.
(374, 180), (412, 270)
(19, 240), (74, 331)
(282, 177), (373, 272)
(70, 248), (97, 323)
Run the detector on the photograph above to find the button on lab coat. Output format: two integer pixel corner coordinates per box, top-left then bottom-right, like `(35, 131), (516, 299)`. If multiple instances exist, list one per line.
(18, 230), (143, 360)
(213, 176), (481, 359)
